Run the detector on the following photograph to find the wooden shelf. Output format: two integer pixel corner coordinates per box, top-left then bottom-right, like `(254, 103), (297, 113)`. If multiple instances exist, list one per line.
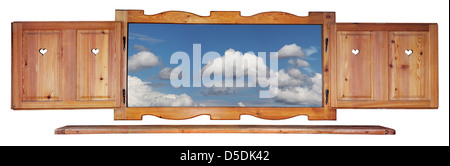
(55, 125), (395, 135)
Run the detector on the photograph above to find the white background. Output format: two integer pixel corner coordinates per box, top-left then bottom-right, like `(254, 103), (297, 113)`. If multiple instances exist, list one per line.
(0, 0), (448, 146)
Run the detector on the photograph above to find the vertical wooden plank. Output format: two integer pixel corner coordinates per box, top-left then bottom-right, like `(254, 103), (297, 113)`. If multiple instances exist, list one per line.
(113, 22), (122, 107)
(389, 32), (429, 101)
(372, 31), (389, 101)
(320, 12), (337, 120)
(305, 12), (337, 120)
(428, 24), (438, 108)
(322, 13), (332, 108)
(77, 30), (111, 101)
(114, 10), (129, 119)
(11, 23), (23, 109)
(336, 31), (373, 101)
(330, 23), (337, 107)
(22, 30), (62, 101)
(62, 29), (76, 101)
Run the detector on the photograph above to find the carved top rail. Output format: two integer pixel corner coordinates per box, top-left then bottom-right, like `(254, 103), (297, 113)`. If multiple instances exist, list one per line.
(117, 10), (334, 24)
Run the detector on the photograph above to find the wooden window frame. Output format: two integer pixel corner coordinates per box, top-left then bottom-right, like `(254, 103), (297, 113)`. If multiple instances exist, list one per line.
(114, 10), (336, 120)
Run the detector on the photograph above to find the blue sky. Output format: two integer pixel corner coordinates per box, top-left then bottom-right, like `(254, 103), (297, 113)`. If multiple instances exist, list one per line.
(127, 23), (322, 107)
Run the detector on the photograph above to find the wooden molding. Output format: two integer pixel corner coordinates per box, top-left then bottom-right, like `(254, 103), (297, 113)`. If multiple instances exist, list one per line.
(336, 23), (432, 31)
(121, 10), (328, 24)
(122, 107), (336, 120)
(55, 125), (395, 135)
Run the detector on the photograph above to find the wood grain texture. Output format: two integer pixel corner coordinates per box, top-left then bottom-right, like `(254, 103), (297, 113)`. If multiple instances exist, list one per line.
(11, 22), (122, 109)
(428, 24), (439, 108)
(55, 125), (395, 135)
(331, 23), (438, 109)
(337, 31), (373, 100)
(11, 23), (23, 109)
(22, 30), (62, 101)
(123, 10), (325, 24)
(372, 31), (389, 101)
(322, 12), (335, 110)
(62, 30), (77, 101)
(336, 23), (430, 31)
(18, 22), (119, 30)
(389, 31), (429, 101)
(114, 10), (336, 120)
(123, 107), (336, 120)
(77, 30), (112, 101)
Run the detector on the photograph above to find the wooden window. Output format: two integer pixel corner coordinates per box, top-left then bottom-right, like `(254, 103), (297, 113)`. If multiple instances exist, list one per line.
(114, 10), (337, 120)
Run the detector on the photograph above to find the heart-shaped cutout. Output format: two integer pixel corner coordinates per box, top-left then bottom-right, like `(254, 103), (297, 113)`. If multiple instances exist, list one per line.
(39, 48), (47, 56)
(405, 49), (413, 56)
(352, 49), (360, 56)
(91, 48), (100, 55)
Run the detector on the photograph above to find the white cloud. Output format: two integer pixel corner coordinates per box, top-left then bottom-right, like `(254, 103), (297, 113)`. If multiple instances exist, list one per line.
(127, 75), (193, 107)
(128, 51), (160, 73)
(304, 46), (318, 56)
(158, 67), (173, 80)
(274, 73), (322, 106)
(278, 68), (311, 88)
(288, 59), (310, 68)
(275, 86), (321, 106)
(198, 47), (322, 104)
(277, 44), (306, 58)
(296, 59), (310, 68)
(133, 44), (150, 51)
(237, 102), (246, 107)
(201, 48), (270, 79)
(129, 33), (164, 44)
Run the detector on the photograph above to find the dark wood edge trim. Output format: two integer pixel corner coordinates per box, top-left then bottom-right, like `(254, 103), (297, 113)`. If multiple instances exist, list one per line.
(16, 22), (121, 30)
(336, 23), (434, 31)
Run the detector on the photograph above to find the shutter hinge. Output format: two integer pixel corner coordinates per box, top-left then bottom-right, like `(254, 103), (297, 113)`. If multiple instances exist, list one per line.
(123, 36), (126, 51)
(122, 89), (126, 104)
(325, 38), (329, 52)
(325, 89), (329, 104)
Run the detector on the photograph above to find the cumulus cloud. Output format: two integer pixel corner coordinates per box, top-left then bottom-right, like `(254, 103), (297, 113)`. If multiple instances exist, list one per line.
(127, 75), (193, 107)
(158, 67), (173, 80)
(197, 47), (322, 103)
(201, 48), (270, 79)
(288, 59), (310, 68)
(237, 102), (246, 107)
(277, 44), (306, 58)
(273, 71), (322, 106)
(198, 48), (279, 98)
(280, 68), (316, 87)
(128, 51), (160, 73)
(200, 48), (279, 88)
